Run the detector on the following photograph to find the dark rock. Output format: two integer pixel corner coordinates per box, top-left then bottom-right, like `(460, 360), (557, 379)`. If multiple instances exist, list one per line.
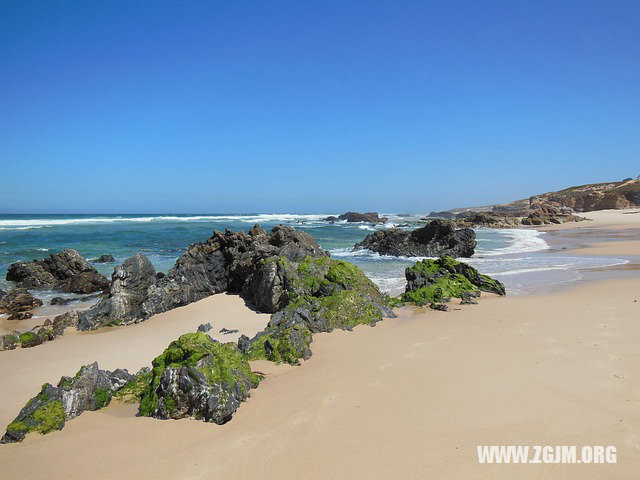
(394, 256), (505, 307)
(429, 303), (448, 311)
(237, 334), (251, 353)
(354, 220), (476, 258)
(77, 254), (157, 331)
(324, 216), (339, 222)
(197, 323), (212, 333)
(50, 296), (71, 306)
(92, 254), (115, 263)
(0, 288), (43, 315)
(337, 212), (387, 223)
(141, 225), (327, 320)
(1, 362), (133, 443)
(138, 332), (261, 425)
(6, 250), (108, 294)
(219, 328), (239, 335)
(0, 333), (19, 351)
(244, 256), (395, 364)
(55, 271), (109, 294)
(7, 312), (33, 321)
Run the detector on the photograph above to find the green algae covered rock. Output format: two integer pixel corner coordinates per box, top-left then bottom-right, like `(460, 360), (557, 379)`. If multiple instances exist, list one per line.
(394, 256), (505, 306)
(242, 256), (395, 364)
(1, 362), (133, 443)
(138, 332), (261, 424)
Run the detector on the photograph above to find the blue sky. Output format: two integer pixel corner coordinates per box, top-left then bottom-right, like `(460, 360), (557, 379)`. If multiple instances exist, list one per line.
(1, 0), (639, 213)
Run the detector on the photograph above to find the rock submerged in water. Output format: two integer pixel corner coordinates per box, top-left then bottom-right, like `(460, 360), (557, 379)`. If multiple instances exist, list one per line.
(6, 249), (108, 294)
(393, 256), (505, 307)
(325, 212), (387, 223)
(92, 254), (115, 263)
(354, 219), (476, 258)
(138, 332), (260, 424)
(1, 362), (133, 443)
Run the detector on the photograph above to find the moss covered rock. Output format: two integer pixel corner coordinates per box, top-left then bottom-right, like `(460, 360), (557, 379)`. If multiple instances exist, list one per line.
(394, 256), (505, 306)
(1, 362), (133, 443)
(242, 256), (394, 365)
(138, 332), (261, 424)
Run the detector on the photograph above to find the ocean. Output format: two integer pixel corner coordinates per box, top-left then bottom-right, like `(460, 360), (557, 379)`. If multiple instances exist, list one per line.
(0, 214), (629, 316)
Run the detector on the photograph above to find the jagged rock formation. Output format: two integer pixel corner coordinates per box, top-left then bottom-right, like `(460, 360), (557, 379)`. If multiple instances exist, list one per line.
(0, 311), (79, 351)
(77, 225), (328, 330)
(354, 220), (476, 258)
(6, 250), (108, 294)
(77, 254), (157, 330)
(138, 332), (260, 424)
(454, 212), (523, 228)
(1, 362), (133, 443)
(0, 288), (43, 319)
(393, 256), (505, 307)
(325, 212), (387, 223)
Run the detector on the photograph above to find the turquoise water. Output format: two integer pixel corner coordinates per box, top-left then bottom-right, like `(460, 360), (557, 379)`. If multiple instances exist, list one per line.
(0, 214), (629, 310)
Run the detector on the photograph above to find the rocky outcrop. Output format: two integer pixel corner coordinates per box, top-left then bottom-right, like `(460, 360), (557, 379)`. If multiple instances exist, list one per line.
(138, 332), (260, 424)
(0, 311), (78, 351)
(433, 178), (640, 221)
(328, 212), (387, 223)
(0, 288), (42, 317)
(520, 202), (586, 225)
(454, 212), (523, 228)
(242, 255), (395, 364)
(393, 256), (505, 307)
(76, 226), (327, 330)
(77, 254), (157, 330)
(92, 254), (115, 263)
(354, 220), (476, 258)
(1, 362), (133, 443)
(6, 250), (108, 294)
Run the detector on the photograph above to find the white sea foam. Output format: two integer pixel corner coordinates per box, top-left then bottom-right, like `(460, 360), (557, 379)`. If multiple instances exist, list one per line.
(0, 214), (332, 229)
(474, 228), (549, 256)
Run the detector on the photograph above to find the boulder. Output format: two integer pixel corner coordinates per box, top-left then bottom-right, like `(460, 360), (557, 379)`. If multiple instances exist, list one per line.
(336, 212), (387, 223)
(197, 323), (212, 333)
(77, 254), (157, 330)
(0, 288), (43, 315)
(138, 332), (261, 424)
(354, 220), (476, 258)
(92, 254), (115, 263)
(1, 362), (133, 443)
(394, 256), (505, 306)
(243, 255), (395, 364)
(6, 250), (108, 294)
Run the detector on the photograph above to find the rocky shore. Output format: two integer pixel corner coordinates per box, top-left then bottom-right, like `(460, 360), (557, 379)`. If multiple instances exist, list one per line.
(0, 222), (511, 443)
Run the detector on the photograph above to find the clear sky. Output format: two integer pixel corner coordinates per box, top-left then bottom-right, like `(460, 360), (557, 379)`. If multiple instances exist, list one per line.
(1, 1), (639, 214)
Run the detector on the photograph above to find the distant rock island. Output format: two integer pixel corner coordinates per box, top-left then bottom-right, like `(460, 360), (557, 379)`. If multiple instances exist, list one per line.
(427, 177), (640, 227)
(325, 212), (387, 223)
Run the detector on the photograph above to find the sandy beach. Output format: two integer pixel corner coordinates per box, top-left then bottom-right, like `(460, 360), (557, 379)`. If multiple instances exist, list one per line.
(0, 210), (639, 479)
